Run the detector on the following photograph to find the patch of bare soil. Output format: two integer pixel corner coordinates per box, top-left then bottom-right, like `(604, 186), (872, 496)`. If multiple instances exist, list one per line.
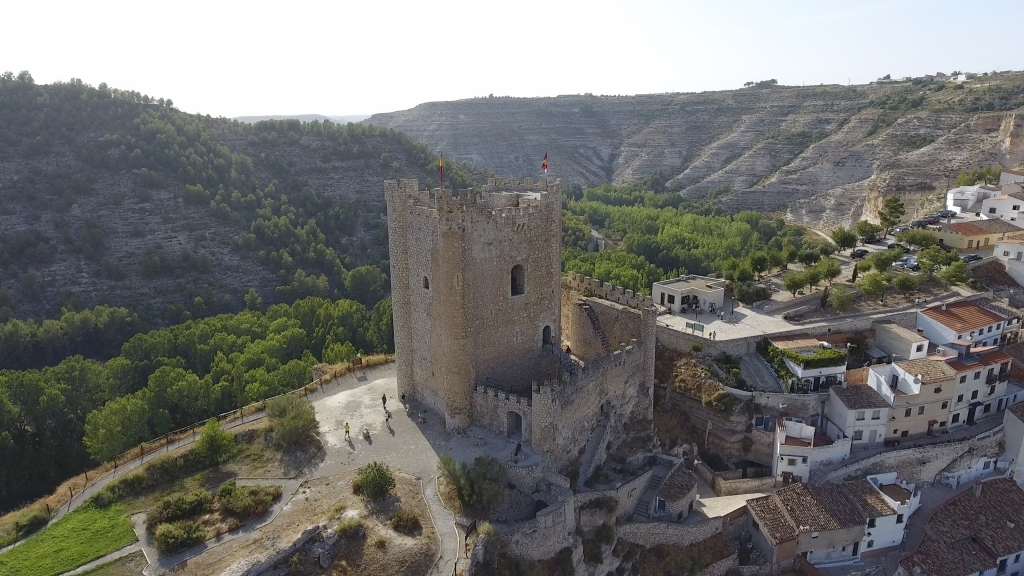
(972, 261), (1023, 293)
(80, 550), (148, 576)
(180, 473), (436, 576)
(224, 428), (323, 479)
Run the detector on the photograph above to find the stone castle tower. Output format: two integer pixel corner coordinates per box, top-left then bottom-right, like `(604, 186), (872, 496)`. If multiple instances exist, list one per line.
(385, 178), (563, 430)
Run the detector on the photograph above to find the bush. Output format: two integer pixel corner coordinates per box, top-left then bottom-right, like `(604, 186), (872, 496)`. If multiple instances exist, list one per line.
(266, 395), (319, 445)
(195, 418), (235, 463)
(389, 509), (422, 535)
(732, 280), (770, 305)
(154, 519), (205, 554)
(580, 496), (618, 514)
(336, 517), (365, 538)
(147, 490), (213, 528)
(690, 343), (702, 353)
(355, 461), (396, 501)
(90, 449), (214, 507)
(216, 480), (282, 519)
(595, 522), (615, 545)
(436, 454), (507, 518)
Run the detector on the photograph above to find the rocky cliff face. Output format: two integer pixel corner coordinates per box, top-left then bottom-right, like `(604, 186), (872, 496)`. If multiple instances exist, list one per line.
(367, 75), (1024, 228)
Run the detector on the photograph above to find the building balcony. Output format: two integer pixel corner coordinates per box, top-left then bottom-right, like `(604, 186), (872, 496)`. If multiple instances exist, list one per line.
(998, 370), (1010, 382)
(986, 373), (998, 385)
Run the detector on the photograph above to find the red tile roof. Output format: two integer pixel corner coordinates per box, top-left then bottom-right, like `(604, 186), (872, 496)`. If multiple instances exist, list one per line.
(941, 219), (1022, 236)
(921, 301), (1007, 333)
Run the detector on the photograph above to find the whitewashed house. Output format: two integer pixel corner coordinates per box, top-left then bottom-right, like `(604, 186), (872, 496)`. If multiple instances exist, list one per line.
(772, 420), (851, 483)
(917, 301), (1009, 348)
(861, 473), (920, 551)
(825, 383), (891, 446)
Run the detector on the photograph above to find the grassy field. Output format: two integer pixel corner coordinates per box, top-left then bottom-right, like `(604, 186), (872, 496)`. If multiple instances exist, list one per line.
(0, 503), (137, 576)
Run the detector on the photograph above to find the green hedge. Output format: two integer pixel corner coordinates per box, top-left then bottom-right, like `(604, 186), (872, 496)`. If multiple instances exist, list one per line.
(769, 345), (846, 370)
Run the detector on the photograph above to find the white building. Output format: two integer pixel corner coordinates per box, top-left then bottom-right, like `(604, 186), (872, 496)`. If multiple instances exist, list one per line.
(770, 334), (848, 392)
(1000, 169), (1024, 186)
(1005, 404), (1024, 488)
(917, 301), (1009, 348)
(873, 321), (929, 361)
(946, 184), (1003, 215)
(652, 275), (726, 314)
(941, 341), (1013, 429)
(979, 183), (1024, 225)
(825, 383), (891, 446)
(772, 420), (851, 483)
(856, 473), (921, 552)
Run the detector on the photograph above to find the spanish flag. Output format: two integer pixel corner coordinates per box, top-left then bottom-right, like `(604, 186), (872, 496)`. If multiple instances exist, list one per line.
(542, 153), (548, 173)
(439, 156), (444, 185)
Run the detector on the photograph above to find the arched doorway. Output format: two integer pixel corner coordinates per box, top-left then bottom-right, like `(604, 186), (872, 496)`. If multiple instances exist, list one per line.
(506, 411), (523, 440)
(542, 325), (552, 346)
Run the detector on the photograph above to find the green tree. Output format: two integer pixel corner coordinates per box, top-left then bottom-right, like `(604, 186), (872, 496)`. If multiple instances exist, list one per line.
(895, 229), (938, 249)
(878, 196), (906, 237)
(266, 395), (318, 445)
(804, 267), (823, 289)
(83, 393), (151, 462)
(356, 461), (396, 501)
(829, 227), (858, 253)
(938, 260), (970, 285)
(344, 266), (388, 308)
(817, 258), (842, 285)
(866, 249), (901, 273)
(851, 263), (859, 283)
(766, 249), (787, 273)
(798, 250), (821, 266)
(855, 221), (884, 244)
(195, 418), (234, 463)
(244, 289), (263, 311)
(748, 252), (769, 280)
(323, 341), (357, 364)
(782, 272), (806, 297)
(828, 285), (855, 312)
(856, 271), (890, 297)
(892, 272), (921, 294)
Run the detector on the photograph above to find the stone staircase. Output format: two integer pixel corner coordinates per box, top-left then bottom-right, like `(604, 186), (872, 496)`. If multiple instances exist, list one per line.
(578, 301), (613, 354)
(576, 416), (611, 490)
(632, 463), (671, 522)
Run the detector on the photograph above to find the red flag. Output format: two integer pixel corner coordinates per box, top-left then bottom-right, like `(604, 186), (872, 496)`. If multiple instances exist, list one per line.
(541, 153), (548, 173)
(439, 155), (444, 185)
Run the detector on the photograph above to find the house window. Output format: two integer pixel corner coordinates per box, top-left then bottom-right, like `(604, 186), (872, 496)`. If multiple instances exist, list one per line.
(989, 208), (997, 214)
(867, 518), (876, 528)
(871, 410), (881, 420)
(753, 520), (760, 533)
(988, 326), (993, 333)
(787, 458), (796, 466)
(916, 343), (924, 352)
(801, 456), (808, 464)
(975, 371), (982, 380)
(867, 540), (875, 549)
(958, 394), (964, 402)
(940, 421), (946, 427)
(990, 385), (996, 395)
(998, 324), (1002, 330)
(667, 295), (675, 304)
(971, 331), (976, 338)
(897, 514), (904, 524)
(1014, 554), (1020, 563)
(856, 411), (865, 421)
(1006, 251), (1012, 257)
(953, 413), (961, 423)
(511, 265), (525, 296)
(901, 430), (909, 438)
(968, 240), (975, 248)
(918, 406), (925, 415)
(972, 390), (979, 399)
(984, 461), (991, 470)
(905, 408), (912, 417)
(960, 376), (967, 384)
(1015, 206), (1021, 211)
(934, 386), (942, 394)
(853, 430), (863, 441)
(984, 403), (992, 413)
(893, 429), (899, 435)
(942, 401), (948, 409)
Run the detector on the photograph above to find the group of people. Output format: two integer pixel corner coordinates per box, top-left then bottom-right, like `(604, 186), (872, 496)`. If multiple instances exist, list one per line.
(343, 392), (407, 441)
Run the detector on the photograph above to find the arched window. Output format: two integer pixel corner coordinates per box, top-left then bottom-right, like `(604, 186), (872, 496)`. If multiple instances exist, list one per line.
(511, 265), (525, 296)
(542, 325), (552, 345)
(423, 276), (430, 289)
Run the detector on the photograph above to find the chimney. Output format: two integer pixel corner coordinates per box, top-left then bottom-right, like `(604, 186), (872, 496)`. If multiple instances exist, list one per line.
(972, 483), (983, 498)
(942, 303), (947, 311)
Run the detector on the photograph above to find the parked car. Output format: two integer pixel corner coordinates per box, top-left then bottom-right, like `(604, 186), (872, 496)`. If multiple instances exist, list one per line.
(888, 243), (911, 253)
(962, 254), (984, 263)
(937, 209), (955, 218)
(911, 219), (929, 228)
(850, 249), (869, 259)
(893, 226), (911, 234)
(925, 215), (941, 224)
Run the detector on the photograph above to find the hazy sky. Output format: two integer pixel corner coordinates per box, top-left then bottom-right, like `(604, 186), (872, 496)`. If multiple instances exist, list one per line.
(4, 0), (1021, 118)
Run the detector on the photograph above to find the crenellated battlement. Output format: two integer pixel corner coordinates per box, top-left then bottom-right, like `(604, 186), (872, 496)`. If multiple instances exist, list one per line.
(562, 273), (655, 310)
(472, 383), (533, 407)
(533, 339), (643, 398)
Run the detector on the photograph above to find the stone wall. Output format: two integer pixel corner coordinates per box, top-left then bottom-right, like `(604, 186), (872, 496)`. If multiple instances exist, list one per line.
(498, 476), (577, 560)
(700, 554), (740, 576)
(561, 273), (655, 310)
(715, 475), (777, 497)
(577, 467), (656, 522)
(816, 426), (1004, 485)
(750, 427), (775, 465)
(471, 385), (534, 443)
(616, 517), (723, 547)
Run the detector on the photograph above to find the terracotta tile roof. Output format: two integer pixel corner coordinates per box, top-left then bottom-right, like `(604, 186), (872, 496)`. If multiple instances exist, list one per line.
(902, 535), (995, 576)
(941, 218), (1022, 236)
(1009, 402), (1024, 423)
(945, 349), (1012, 373)
(832, 384), (890, 410)
(921, 301), (1007, 333)
(748, 493), (798, 544)
(810, 484), (865, 528)
(775, 483), (841, 532)
(657, 466), (697, 502)
(770, 334), (822, 352)
(1005, 169), (1024, 177)
(841, 479), (896, 519)
(894, 358), (957, 383)
(924, 477), (1024, 560)
(845, 367), (870, 386)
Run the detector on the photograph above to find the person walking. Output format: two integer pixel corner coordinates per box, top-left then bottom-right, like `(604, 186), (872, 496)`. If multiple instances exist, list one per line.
(400, 393), (406, 407)
(344, 422), (350, 440)
(381, 393), (387, 409)
(385, 410), (392, 427)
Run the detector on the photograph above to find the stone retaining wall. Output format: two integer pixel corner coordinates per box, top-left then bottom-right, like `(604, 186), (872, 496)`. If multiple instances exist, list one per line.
(700, 554), (740, 576)
(576, 467), (655, 522)
(616, 517), (723, 547)
(715, 475), (776, 497)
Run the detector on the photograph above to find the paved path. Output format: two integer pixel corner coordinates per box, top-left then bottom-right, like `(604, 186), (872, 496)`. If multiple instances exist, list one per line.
(740, 354), (782, 391)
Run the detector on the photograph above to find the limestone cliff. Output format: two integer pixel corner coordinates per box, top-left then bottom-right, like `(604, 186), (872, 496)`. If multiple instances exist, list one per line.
(367, 75), (1024, 228)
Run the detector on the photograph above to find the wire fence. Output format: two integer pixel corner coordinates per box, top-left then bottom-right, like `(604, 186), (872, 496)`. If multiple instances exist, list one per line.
(1, 354), (395, 538)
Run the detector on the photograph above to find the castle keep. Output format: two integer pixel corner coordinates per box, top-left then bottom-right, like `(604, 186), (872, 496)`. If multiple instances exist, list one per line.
(385, 177), (656, 467)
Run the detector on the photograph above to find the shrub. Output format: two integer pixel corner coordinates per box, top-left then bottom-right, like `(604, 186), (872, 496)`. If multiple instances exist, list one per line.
(147, 490), (213, 528)
(390, 509), (422, 535)
(195, 418), (235, 463)
(355, 461), (396, 501)
(583, 538), (603, 564)
(595, 522), (615, 545)
(154, 519), (205, 554)
(216, 480), (282, 519)
(374, 537), (387, 549)
(580, 496), (618, 514)
(266, 395), (319, 445)
(90, 449), (213, 507)
(336, 517), (365, 538)
(690, 343), (702, 353)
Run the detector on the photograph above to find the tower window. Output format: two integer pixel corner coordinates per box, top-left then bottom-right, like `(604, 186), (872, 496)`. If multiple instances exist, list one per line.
(423, 276), (430, 289)
(511, 265), (525, 296)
